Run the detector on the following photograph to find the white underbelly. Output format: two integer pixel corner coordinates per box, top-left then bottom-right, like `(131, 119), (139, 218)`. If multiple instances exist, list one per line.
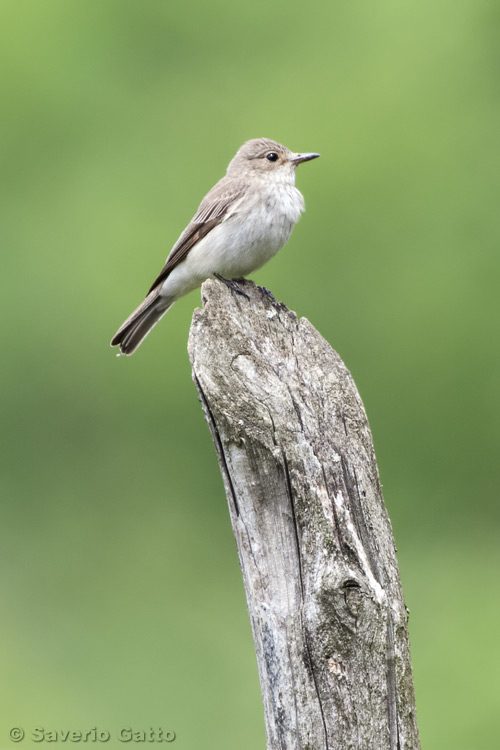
(160, 184), (304, 300)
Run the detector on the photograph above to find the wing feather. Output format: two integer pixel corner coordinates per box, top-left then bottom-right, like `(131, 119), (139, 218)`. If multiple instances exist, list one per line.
(147, 179), (246, 294)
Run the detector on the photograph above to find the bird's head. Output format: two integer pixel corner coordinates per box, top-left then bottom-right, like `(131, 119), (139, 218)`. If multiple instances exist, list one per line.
(227, 138), (319, 183)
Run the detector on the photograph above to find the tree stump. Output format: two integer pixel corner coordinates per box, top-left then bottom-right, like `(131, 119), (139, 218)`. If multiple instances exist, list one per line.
(188, 279), (420, 750)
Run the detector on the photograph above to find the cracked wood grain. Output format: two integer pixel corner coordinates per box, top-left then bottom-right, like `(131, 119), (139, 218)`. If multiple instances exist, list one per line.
(188, 279), (420, 750)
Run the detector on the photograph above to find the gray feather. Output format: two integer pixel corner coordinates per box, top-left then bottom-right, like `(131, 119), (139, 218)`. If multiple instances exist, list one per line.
(111, 290), (172, 355)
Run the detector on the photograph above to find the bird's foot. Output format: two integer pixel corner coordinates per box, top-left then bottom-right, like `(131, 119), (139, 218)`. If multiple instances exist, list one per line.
(214, 273), (250, 300)
(258, 285), (279, 307)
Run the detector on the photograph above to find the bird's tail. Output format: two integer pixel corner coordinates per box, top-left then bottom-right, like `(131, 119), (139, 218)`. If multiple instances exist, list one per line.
(110, 289), (173, 355)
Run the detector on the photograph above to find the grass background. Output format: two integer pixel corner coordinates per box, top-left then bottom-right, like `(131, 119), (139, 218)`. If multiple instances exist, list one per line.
(1, 1), (499, 748)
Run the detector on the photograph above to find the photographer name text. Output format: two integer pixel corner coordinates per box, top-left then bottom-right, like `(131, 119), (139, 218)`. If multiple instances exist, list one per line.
(9, 728), (176, 744)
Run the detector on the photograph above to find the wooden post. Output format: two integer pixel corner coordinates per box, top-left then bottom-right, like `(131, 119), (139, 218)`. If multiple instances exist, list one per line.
(188, 279), (420, 750)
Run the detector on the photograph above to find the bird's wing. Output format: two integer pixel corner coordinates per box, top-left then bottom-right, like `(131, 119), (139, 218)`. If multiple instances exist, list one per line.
(147, 179), (247, 294)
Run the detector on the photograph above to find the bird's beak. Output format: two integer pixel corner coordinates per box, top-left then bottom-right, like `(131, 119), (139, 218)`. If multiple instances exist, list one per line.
(289, 152), (320, 165)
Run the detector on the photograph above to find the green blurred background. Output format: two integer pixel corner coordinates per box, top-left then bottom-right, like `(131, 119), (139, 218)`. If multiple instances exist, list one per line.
(1, 1), (499, 747)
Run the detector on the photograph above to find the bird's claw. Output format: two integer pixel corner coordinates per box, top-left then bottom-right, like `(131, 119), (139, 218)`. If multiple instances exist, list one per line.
(214, 273), (250, 300)
(258, 285), (279, 307)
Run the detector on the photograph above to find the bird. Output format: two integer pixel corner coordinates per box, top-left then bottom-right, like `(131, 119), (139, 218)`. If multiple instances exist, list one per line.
(110, 137), (319, 355)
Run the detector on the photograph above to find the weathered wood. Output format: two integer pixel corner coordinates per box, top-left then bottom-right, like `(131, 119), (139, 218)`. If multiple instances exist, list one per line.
(188, 279), (420, 750)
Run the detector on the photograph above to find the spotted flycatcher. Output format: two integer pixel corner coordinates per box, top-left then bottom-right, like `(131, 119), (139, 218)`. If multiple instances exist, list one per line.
(111, 137), (319, 354)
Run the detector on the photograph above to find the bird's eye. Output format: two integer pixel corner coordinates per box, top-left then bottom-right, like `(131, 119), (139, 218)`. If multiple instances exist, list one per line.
(266, 152), (279, 162)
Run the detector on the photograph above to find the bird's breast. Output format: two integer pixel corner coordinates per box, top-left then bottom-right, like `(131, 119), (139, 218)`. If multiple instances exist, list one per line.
(245, 182), (304, 243)
(178, 183), (305, 281)
(215, 184), (304, 274)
